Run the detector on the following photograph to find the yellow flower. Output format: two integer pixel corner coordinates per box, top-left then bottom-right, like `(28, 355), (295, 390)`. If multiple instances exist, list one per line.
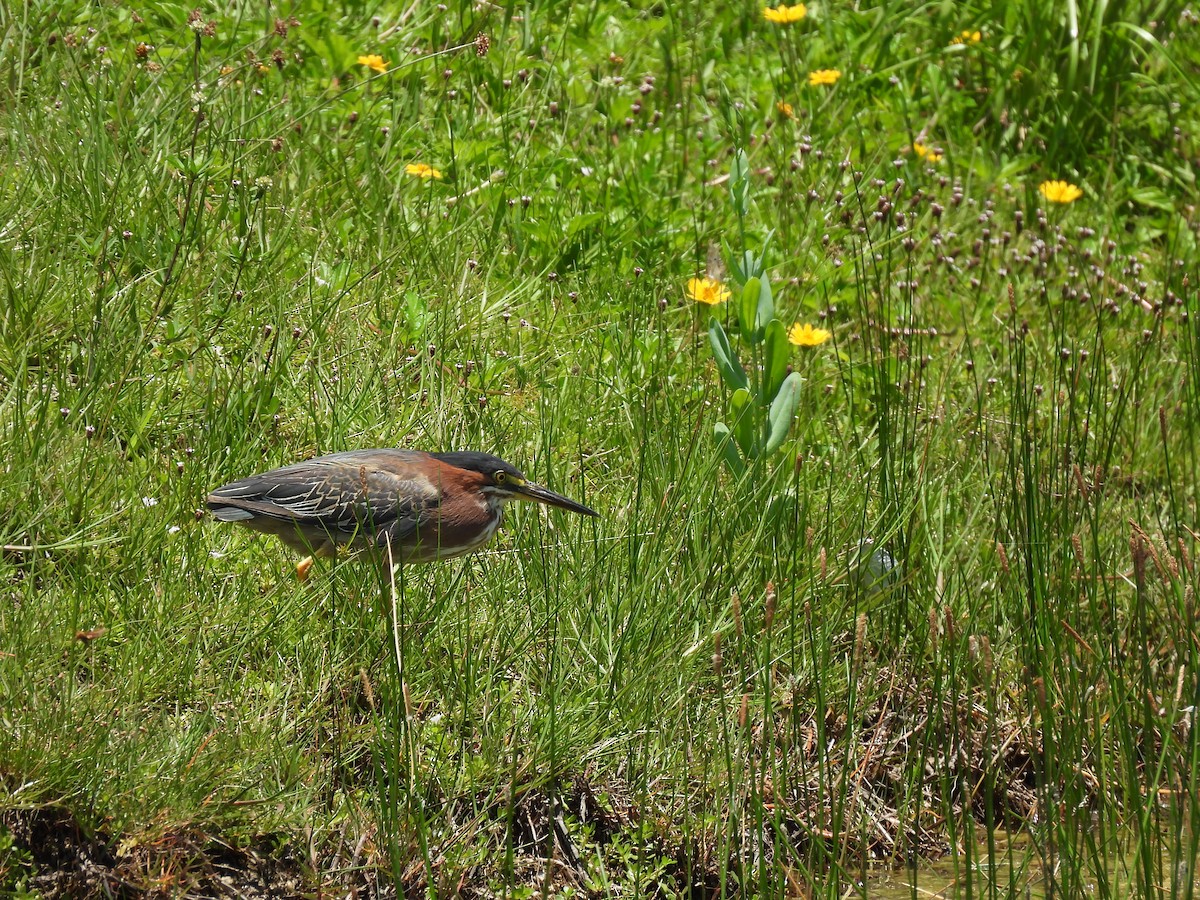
(913, 142), (943, 163)
(219, 65), (235, 76)
(950, 29), (982, 46)
(776, 101), (794, 119)
(808, 69), (841, 87)
(358, 54), (389, 73)
(762, 3), (807, 24)
(256, 64), (271, 74)
(788, 322), (831, 347)
(1038, 180), (1083, 204)
(687, 277), (731, 306)
(405, 163), (443, 180)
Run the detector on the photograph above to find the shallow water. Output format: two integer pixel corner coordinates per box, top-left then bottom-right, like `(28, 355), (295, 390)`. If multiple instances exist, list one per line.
(857, 831), (1199, 899)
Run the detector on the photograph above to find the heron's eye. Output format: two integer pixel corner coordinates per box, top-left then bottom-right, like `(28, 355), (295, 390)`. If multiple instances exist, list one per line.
(493, 470), (507, 484)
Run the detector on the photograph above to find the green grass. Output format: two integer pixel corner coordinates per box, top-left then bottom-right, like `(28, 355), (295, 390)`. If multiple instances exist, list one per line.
(1, 0), (1199, 896)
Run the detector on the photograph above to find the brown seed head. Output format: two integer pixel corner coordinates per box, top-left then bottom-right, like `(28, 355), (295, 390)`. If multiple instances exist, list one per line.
(969, 635), (996, 681)
(853, 612), (868, 670)
(358, 667), (376, 710)
(1164, 542), (1179, 580)
(1130, 527), (1148, 587)
(1072, 533), (1085, 569)
(1073, 463), (1089, 500)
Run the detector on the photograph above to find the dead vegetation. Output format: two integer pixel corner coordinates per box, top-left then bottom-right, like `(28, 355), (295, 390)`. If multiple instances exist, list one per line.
(2, 669), (1055, 898)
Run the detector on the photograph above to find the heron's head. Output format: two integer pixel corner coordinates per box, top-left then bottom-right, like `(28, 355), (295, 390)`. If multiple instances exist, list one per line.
(433, 452), (598, 517)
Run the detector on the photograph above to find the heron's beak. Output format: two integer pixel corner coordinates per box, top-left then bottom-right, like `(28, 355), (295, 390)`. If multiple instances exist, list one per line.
(515, 481), (599, 517)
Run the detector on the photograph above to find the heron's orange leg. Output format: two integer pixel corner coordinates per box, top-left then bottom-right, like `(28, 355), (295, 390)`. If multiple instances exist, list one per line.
(296, 556), (315, 581)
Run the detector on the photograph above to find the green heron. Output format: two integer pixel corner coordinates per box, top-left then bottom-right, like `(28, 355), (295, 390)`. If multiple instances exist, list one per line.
(207, 450), (597, 579)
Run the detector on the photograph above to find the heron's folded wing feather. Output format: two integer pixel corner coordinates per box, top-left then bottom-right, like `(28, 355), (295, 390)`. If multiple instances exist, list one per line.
(207, 453), (441, 540)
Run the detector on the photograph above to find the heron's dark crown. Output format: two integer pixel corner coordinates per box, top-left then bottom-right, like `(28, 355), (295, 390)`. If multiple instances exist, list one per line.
(431, 451), (525, 481)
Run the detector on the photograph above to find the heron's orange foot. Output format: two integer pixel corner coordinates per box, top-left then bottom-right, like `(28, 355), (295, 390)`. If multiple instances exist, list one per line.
(296, 556), (315, 581)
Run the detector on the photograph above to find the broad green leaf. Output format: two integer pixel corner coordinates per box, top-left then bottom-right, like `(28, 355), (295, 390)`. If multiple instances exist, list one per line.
(297, 28), (332, 67)
(740, 278), (760, 344)
(755, 276), (774, 334)
(708, 317), (748, 391)
(762, 319), (788, 403)
(299, 27), (354, 72)
(743, 249), (763, 281)
(723, 239), (745, 284)
(728, 247), (746, 284)
(1127, 186), (1174, 212)
(730, 149), (750, 216)
(765, 372), (802, 455)
(760, 229), (776, 264)
(714, 423), (745, 477)
(566, 211), (605, 237)
(731, 388), (757, 458)
(730, 148), (750, 184)
(327, 31), (355, 71)
(404, 290), (429, 336)
(728, 248), (764, 286)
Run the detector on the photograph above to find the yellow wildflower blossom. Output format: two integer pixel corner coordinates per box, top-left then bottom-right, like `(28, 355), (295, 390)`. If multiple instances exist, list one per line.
(687, 277), (731, 306)
(950, 30), (982, 46)
(788, 323), (831, 347)
(1038, 180), (1083, 204)
(808, 69), (841, 87)
(762, 4), (807, 24)
(406, 163), (443, 180)
(776, 101), (794, 119)
(358, 54), (389, 73)
(913, 142), (943, 163)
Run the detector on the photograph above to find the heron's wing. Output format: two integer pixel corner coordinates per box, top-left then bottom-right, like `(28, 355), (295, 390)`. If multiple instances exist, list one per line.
(206, 450), (440, 542)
